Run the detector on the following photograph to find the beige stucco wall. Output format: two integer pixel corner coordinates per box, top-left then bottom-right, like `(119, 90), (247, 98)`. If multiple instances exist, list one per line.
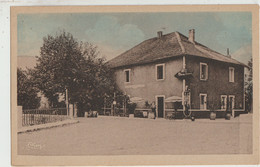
(114, 57), (183, 108)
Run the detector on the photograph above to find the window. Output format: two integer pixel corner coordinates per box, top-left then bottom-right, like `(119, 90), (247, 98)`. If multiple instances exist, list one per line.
(221, 95), (227, 109)
(200, 63), (208, 80)
(200, 94), (207, 110)
(229, 95), (235, 109)
(156, 64), (165, 80)
(124, 69), (130, 83)
(229, 67), (235, 82)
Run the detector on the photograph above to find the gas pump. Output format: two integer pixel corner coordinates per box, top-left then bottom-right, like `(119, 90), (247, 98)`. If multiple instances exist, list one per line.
(183, 86), (192, 119)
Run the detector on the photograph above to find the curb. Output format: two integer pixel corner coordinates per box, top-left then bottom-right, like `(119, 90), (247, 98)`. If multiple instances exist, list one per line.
(18, 119), (79, 134)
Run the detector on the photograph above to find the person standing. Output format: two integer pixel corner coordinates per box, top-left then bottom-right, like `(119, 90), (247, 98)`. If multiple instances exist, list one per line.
(151, 101), (156, 119)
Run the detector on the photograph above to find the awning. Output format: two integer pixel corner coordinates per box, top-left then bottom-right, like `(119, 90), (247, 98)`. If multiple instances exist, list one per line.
(130, 97), (145, 103)
(165, 96), (182, 103)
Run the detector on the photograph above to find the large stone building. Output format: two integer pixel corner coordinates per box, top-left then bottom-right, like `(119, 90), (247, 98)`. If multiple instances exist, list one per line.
(108, 29), (246, 118)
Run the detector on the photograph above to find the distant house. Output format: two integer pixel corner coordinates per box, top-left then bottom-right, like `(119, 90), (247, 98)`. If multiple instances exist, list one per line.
(108, 29), (246, 118)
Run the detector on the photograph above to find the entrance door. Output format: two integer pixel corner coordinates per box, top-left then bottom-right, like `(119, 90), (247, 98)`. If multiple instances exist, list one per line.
(200, 94), (207, 110)
(157, 96), (164, 118)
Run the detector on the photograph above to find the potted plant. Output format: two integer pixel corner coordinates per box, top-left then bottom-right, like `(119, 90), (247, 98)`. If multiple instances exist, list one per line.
(225, 112), (231, 120)
(225, 98), (232, 120)
(210, 111), (216, 120)
(209, 98), (216, 120)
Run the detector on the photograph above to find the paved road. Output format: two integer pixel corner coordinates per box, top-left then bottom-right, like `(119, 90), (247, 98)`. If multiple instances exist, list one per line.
(18, 115), (252, 155)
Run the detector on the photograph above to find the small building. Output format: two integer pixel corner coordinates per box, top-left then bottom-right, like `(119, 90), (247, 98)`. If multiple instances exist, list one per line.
(107, 30), (246, 118)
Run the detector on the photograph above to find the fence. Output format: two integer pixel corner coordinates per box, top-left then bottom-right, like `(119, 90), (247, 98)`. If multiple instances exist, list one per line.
(22, 108), (68, 126)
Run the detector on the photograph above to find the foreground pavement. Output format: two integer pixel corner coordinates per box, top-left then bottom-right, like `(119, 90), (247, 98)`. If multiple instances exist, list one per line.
(18, 114), (252, 155)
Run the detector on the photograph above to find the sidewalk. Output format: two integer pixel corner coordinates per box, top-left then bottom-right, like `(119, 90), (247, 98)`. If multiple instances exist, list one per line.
(238, 113), (252, 123)
(18, 119), (79, 134)
(238, 113), (253, 153)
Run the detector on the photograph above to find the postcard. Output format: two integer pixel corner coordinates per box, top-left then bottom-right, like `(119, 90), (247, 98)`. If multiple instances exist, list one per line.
(11, 5), (259, 166)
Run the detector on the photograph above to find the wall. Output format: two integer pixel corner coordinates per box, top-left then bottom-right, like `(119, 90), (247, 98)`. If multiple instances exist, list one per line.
(114, 57), (183, 108)
(185, 56), (244, 110)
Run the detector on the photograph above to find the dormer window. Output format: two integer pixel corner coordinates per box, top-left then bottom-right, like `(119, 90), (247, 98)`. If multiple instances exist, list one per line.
(229, 67), (235, 82)
(156, 64), (165, 80)
(200, 62), (208, 80)
(124, 69), (130, 83)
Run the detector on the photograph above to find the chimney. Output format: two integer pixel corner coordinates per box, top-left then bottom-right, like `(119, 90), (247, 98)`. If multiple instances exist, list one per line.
(188, 29), (195, 43)
(227, 48), (231, 57)
(157, 31), (163, 38)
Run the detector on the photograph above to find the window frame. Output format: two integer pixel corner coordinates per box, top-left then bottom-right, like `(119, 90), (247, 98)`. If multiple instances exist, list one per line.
(200, 62), (208, 81)
(220, 95), (227, 110)
(124, 69), (131, 83)
(155, 63), (165, 81)
(229, 67), (235, 82)
(199, 93), (207, 110)
(229, 95), (235, 109)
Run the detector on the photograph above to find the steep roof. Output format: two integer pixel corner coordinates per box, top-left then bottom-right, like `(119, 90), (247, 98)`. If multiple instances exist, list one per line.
(107, 31), (246, 68)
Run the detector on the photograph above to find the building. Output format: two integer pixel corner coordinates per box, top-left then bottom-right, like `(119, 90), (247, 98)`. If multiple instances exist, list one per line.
(107, 29), (246, 118)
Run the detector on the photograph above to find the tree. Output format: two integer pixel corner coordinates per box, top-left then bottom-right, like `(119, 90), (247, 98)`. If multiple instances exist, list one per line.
(69, 42), (118, 115)
(17, 68), (41, 109)
(32, 31), (118, 115)
(245, 58), (252, 112)
(32, 31), (83, 107)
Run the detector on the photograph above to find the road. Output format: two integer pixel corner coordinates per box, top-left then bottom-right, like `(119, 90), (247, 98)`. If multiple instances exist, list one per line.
(18, 115), (252, 155)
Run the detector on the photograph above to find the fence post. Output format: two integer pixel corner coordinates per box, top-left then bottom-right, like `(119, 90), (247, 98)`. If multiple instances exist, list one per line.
(111, 103), (114, 116)
(17, 106), (23, 130)
(69, 104), (74, 118)
(74, 104), (78, 118)
(65, 87), (69, 116)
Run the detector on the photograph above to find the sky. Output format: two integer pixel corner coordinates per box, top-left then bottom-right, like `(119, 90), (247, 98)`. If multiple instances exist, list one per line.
(17, 12), (252, 64)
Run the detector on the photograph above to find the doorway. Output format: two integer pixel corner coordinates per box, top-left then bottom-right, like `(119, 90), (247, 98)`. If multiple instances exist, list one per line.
(156, 96), (165, 118)
(200, 94), (207, 110)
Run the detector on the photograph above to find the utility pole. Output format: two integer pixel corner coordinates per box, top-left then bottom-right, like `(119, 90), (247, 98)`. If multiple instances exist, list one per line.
(65, 87), (69, 116)
(124, 92), (127, 116)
